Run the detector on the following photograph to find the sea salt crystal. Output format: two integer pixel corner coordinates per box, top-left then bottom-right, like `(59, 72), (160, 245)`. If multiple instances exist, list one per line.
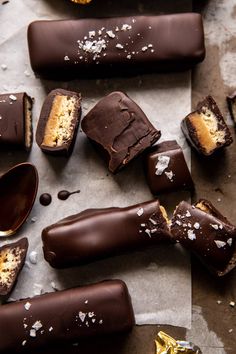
(32, 321), (43, 331)
(24, 302), (31, 311)
(116, 43), (124, 49)
(165, 171), (174, 181)
(89, 31), (96, 38)
(186, 210), (191, 217)
(210, 224), (219, 230)
(64, 56), (70, 61)
(121, 24), (132, 31)
(193, 222), (200, 230)
(79, 311), (86, 322)
(137, 208), (144, 216)
(106, 30), (116, 38)
(145, 229), (151, 238)
(29, 251), (38, 264)
(227, 238), (233, 246)
(187, 230), (196, 241)
(214, 240), (226, 248)
(155, 155), (170, 175)
(9, 94), (17, 101)
(142, 46), (148, 52)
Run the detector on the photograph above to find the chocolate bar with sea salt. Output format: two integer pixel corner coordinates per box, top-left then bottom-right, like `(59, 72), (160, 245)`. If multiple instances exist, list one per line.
(42, 199), (172, 268)
(0, 280), (134, 352)
(171, 199), (236, 276)
(28, 13), (205, 79)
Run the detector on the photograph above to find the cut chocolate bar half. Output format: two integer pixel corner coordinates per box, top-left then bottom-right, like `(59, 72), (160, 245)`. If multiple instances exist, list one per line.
(81, 91), (161, 173)
(144, 140), (194, 195)
(227, 91), (236, 125)
(0, 92), (33, 151)
(171, 199), (236, 276)
(36, 89), (82, 156)
(0, 238), (28, 296)
(181, 96), (233, 155)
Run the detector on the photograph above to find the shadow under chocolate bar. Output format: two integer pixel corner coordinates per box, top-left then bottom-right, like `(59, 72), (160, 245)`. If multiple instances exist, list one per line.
(27, 14), (205, 79)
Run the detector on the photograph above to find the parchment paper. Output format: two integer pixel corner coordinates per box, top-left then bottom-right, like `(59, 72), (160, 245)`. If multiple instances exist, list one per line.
(0, 0), (192, 329)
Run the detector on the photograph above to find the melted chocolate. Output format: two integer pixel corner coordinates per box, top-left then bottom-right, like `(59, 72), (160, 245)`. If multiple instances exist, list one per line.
(57, 190), (80, 201)
(39, 193), (52, 206)
(42, 199), (172, 268)
(0, 280), (134, 352)
(28, 14), (205, 79)
(0, 163), (38, 236)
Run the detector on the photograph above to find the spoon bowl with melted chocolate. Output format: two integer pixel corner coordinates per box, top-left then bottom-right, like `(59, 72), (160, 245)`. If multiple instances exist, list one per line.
(0, 162), (38, 237)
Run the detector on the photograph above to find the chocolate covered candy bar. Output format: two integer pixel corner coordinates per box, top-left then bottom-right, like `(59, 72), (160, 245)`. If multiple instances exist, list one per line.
(36, 89), (81, 156)
(0, 238), (28, 296)
(181, 96), (233, 155)
(171, 199), (236, 276)
(28, 14), (205, 79)
(81, 91), (161, 173)
(144, 140), (194, 195)
(0, 280), (134, 352)
(0, 92), (33, 150)
(42, 199), (172, 268)
(227, 91), (236, 125)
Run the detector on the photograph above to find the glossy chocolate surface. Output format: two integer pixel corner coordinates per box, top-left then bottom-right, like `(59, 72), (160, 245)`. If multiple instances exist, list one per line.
(0, 238), (28, 296)
(171, 199), (236, 276)
(144, 140), (194, 195)
(28, 14), (205, 79)
(181, 96), (233, 155)
(0, 92), (33, 150)
(36, 89), (81, 156)
(42, 199), (172, 268)
(81, 91), (161, 173)
(0, 163), (38, 237)
(0, 280), (134, 352)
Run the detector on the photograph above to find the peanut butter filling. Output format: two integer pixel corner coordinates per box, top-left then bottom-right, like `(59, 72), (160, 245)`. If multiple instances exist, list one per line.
(160, 205), (170, 225)
(42, 95), (77, 147)
(189, 107), (226, 154)
(25, 96), (32, 149)
(0, 247), (24, 288)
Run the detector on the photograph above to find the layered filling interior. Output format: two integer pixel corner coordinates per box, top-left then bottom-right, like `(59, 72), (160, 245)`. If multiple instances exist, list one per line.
(24, 96), (33, 149)
(0, 246), (24, 288)
(42, 95), (77, 147)
(189, 107), (226, 154)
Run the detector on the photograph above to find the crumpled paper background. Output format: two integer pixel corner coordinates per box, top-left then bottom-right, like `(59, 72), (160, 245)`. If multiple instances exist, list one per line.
(0, 0), (192, 328)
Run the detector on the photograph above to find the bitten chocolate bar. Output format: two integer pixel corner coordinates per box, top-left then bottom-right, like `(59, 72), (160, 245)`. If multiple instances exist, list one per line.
(171, 199), (236, 276)
(144, 140), (194, 195)
(42, 199), (172, 268)
(181, 96), (233, 155)
(27, 14), (205, 79)
(36, 89), (82, 156)
(0, 238), (28, 296)
(82, 91), (161, 173)
(0, 280), (134, 352)
(0, 92), (33, 150)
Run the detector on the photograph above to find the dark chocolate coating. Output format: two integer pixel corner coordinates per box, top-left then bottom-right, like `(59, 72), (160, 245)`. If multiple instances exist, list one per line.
(144, 140), (194, 195)
(0, 280), (134, 353)
(36, 89), (81, 156)
(171, 199), (236, 276)
(227, 91), (236, 124)
(181, 95), (233, 155)
(0, 92), (33, 150)
(81, 91), (161, 173)
(0, 238), (28, 296)
(42, 199), (172, 268)
(27, 14), (205, 79)
(0, 163), (38, 236)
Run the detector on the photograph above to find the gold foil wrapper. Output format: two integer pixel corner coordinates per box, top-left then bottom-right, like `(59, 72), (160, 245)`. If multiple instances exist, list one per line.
(70, 0), (92, 4)
(155, 331), (202, 354)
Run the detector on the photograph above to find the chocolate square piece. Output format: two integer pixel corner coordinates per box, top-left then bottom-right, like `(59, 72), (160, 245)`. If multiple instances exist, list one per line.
(181, 95), (233, 155)
(144, 140), (194, 195)
(171, 199), (236, 276)
(227, 91), (236, 124)
(0, 92), (33, 151)
(36, 89), (82, 156)
(81, 91), (161, 173)
(0, 238), (28, 296)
